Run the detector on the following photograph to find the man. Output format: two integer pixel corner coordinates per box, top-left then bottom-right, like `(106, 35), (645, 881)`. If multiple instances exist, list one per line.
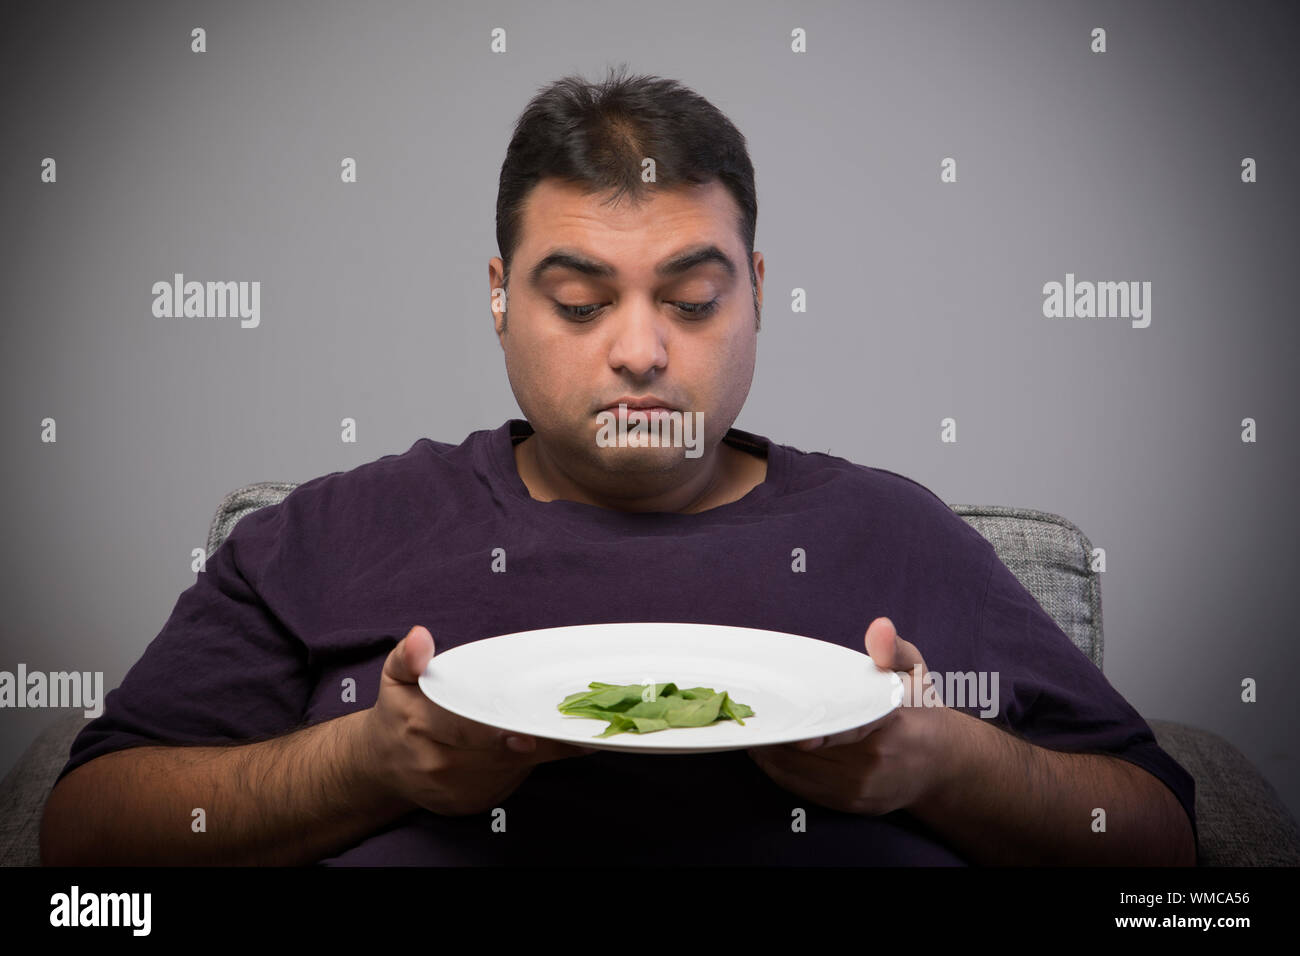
(40, 68), (1196, 866)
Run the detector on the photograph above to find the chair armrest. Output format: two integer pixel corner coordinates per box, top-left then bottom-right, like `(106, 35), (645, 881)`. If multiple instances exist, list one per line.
(1148, 718), (1300, 866)
(0, 712), (93, 867)
(6, 713), (1297, 867)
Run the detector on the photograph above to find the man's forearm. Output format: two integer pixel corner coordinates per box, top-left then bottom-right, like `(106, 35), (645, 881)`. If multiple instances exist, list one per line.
(909, 707), (1196, 866)
(40, 710), (414, 866)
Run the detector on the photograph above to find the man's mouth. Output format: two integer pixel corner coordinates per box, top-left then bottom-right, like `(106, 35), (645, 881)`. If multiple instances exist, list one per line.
(605, 406), (674, 418)
(599, 396), (677, 414)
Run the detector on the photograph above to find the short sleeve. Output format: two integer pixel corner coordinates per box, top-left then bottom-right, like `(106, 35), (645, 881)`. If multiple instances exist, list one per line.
(972, 544), (1199, 854)
(54, 501), (313, 786)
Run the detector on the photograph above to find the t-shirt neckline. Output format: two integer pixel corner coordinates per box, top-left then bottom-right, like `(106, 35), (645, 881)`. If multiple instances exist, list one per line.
(487, 418), (786, 523)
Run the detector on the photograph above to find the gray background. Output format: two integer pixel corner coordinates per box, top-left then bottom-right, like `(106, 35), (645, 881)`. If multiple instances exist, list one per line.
(3, 0), (1298, 824)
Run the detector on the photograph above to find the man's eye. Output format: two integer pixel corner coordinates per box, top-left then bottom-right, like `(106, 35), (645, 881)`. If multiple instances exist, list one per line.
(553, 300), (719, 321)
(556, 303), (603, 320)
(673, 299), (719, 318)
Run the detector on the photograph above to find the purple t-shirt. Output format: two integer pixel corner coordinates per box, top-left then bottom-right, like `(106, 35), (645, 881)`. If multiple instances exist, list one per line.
(58, 418), (1197, 864)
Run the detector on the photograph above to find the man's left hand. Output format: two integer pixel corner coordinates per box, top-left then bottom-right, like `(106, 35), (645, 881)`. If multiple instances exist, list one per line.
(746, 616), (956, 816)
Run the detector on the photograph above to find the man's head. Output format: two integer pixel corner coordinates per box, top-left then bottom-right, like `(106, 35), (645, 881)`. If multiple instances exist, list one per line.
(488, 67), (765, 510)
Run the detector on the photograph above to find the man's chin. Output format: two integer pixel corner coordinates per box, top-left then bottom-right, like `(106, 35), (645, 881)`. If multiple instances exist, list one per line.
(590, 445), (687, 473)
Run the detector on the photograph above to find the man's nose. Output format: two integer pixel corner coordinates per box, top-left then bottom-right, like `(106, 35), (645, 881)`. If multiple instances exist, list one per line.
(606, 300), (669, 376)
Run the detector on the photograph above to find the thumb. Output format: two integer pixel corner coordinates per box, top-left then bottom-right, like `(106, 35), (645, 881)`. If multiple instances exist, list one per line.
(382, 625), (435, 684)
(865, 617), (926, 673)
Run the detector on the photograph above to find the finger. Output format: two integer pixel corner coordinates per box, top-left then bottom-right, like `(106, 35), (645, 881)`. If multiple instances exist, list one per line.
(865, 617), (927, 673)
(441, 735), (598, 771)
(893, 634), (927, 674)
(494, 723), (604, 759)
(426, 702), (603, 756)
(793, 726), (866, 752)
(803, 709), (899, 750)
(424, 701), (522, 751)
(747, 747), (838, 804)
(515, 736), (601, 762)
(388, 630), (534, 752)
(382, 625), (435, 685)
(441, 733), (599, 770)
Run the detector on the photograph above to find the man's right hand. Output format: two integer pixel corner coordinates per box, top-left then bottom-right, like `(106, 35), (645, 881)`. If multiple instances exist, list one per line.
(359, 625), (598, 817)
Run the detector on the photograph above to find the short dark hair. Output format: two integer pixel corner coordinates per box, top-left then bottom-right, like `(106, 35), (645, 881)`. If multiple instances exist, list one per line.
(495, 65), (760, 329)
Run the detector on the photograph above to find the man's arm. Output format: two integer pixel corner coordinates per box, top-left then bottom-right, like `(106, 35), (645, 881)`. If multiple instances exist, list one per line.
(40, 710), (413, 867)
(910, 706), (1197, 866)
(41, 627), (596, 866)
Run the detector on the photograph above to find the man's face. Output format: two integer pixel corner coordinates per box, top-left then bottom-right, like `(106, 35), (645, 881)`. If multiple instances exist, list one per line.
(488, 177), (764, 504)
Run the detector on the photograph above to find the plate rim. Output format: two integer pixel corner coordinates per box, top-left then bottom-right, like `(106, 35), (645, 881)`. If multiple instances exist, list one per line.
(417, 621), (905, 753)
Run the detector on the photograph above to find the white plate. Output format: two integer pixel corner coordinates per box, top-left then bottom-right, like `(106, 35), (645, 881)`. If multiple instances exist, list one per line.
(417, 622), (904, 754)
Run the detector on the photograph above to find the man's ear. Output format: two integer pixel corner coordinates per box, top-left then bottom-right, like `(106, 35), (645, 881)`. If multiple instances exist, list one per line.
(489, 257), (509, 344)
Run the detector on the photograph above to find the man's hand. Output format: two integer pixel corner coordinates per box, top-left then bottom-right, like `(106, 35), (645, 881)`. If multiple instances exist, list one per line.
(359, 625), (598, 817)
(746, 617), (952, 815)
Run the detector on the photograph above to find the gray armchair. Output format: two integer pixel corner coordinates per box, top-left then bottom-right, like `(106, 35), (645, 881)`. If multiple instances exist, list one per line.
(5, 486), (1298, 865)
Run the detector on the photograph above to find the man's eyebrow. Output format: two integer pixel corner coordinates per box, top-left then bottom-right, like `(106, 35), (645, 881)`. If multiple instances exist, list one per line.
(656, 244), (737, 280)
(527, 243), (737, 286)
(528, 250), (614, 285)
